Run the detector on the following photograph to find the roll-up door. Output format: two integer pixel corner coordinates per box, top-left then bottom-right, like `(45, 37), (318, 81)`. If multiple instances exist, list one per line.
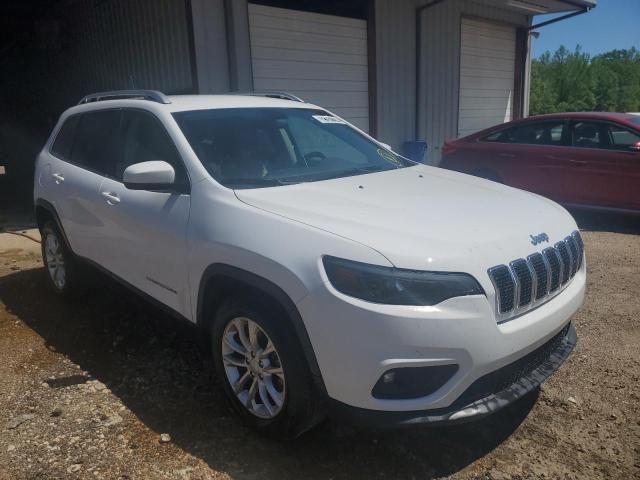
(458, 17), (516, 137)
(248, 4), (369, 132)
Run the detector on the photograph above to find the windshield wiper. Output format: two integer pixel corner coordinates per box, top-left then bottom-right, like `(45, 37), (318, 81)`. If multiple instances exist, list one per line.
(303, 165), (390, 182)
(225, 177), (299, 189)
(226, 165), (393, 188)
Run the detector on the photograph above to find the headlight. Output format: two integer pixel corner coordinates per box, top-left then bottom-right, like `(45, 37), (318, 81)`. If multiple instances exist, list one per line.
(323, 256), (484, 306)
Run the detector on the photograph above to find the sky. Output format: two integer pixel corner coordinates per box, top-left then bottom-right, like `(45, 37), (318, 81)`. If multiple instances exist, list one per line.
(531, 0), (640, 58)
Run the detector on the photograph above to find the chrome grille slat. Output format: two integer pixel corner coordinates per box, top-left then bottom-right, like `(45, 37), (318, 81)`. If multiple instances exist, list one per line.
(566, 237), (579, 277)
(510, 259), (534, 308)
(488, 265), (516, 313)
(543, 247), (561, 292)
(527, 252), (548, 300)
(556, 241), (571, 285)
(571, 231), (584, 270)
(540, 251), (553, 296)
(528, 258), (538, 304)
(488, 231), (584, 321)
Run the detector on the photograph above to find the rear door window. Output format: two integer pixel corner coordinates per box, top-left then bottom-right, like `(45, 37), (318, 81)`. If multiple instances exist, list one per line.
(70, 109), (122, 176)
(483, 121), (565, 146)
(571, 121), (602, 149)
(50, 115), (80, 161)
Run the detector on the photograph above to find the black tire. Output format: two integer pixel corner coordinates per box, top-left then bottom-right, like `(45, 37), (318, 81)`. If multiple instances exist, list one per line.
(211, 296), (324, 438)
(473, 168), (504, 184)
(40, 221), (84, 297)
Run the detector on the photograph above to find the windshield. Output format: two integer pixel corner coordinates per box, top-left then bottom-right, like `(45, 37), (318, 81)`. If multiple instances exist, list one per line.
(172, 108), (414, 188)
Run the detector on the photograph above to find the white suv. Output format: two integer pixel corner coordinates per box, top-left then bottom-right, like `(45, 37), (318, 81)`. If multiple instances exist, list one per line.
(34, 90), (585, 437)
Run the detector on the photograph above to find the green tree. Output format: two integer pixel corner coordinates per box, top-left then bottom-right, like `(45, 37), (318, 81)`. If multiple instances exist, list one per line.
(530, 52), (557, 113)
(530, 46), (640, 114)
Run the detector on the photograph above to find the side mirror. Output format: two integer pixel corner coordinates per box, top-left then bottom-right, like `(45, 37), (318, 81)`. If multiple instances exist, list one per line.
(123, 161), (175, 190)
(628, 141), (640, 152)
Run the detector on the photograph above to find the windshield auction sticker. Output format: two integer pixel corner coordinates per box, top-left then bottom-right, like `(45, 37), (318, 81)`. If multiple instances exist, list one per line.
(312, 115), (346, 125)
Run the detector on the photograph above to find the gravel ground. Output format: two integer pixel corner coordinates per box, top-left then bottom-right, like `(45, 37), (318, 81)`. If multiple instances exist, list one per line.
(0, 214), (639, 480)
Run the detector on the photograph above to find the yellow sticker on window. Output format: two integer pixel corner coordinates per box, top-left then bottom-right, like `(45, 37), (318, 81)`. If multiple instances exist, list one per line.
(377, 148), (400, 165)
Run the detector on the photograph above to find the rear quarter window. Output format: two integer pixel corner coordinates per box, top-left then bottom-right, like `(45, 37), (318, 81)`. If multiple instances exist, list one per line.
(50, 115), (80, 160)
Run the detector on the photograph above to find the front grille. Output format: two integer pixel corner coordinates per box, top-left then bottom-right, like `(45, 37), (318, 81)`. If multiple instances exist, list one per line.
(488, 231), (583, 319)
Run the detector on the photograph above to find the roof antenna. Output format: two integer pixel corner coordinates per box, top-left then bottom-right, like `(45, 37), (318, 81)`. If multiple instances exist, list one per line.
(129, 75), (136, 89)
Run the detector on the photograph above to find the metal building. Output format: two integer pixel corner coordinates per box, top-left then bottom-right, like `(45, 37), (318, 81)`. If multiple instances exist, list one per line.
(0, 0), (596, 215)
(192, 0), (596, 162)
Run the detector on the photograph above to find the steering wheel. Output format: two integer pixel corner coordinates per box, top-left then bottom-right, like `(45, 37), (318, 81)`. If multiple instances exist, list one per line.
(304, 151), (326, 166)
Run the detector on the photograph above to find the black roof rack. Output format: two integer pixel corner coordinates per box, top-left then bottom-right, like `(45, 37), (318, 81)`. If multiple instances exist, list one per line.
(232, 91), (304, 102)
(78, 90), (171, 105)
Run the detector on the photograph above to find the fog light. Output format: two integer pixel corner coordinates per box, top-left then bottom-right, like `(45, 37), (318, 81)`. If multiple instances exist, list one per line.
(372, 364), (459, 400)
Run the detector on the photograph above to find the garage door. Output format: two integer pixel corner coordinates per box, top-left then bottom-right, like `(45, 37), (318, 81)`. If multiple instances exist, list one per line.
(248, 4), (369, 132)
(458, 18), (515, 137)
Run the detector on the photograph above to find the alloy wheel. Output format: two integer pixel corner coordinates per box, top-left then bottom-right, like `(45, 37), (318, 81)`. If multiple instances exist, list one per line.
(44, 232), (66, 290)
(221, 316), (286, 418)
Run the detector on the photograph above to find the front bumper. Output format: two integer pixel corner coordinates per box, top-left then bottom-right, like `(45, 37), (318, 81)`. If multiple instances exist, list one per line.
(328, 322), (576, 428)
(296, 265), (585, 413)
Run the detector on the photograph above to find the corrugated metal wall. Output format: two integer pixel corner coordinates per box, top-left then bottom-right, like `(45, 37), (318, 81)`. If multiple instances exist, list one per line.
(72, 0), (193, 93)
(418, 0), (528, 164)
(46, 0), (194, 114)
(190, 0), (230, 93)
(374, 0), (416, 151)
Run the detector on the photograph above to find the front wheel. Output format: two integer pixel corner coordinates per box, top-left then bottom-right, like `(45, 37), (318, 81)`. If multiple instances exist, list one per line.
(211, 297), (324, 437)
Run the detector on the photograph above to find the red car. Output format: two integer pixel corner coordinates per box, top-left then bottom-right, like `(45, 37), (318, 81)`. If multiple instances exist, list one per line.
(440, 112), (640, 212)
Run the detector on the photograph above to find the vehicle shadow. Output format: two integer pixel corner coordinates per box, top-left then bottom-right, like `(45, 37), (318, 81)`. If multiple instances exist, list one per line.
(0, 267), (538, 479)
(569, 208), (640, 235)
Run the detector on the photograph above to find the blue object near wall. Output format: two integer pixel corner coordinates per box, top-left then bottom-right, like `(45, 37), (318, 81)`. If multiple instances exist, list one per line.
(403, 141), (428, 163)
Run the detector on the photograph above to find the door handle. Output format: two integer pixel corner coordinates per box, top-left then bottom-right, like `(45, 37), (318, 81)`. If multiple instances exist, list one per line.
(101, 191), (121, 205)
(498, 153), (516, 158)
(568, 159), (586, 166)
(52, 173), (65, 184)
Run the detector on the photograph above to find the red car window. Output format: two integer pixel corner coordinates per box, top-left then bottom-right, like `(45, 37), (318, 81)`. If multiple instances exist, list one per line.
(606, 124), (640, 151)
(572, 122), (601, 148)
(571, 121), (640, 151)
(482, 121), (565, 146)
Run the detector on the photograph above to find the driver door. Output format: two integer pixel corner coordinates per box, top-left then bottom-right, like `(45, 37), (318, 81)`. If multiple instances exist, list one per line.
(94, 109), (192, 316)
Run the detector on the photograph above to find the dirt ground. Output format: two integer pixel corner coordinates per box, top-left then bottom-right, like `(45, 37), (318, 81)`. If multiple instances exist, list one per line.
(0, 211), (639, 480)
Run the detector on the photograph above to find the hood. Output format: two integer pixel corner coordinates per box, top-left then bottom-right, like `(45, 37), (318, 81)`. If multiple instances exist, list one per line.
(235, 165), (578, 277)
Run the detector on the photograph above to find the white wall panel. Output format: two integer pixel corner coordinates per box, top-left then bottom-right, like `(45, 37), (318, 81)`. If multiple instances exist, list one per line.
(374, 0), (416, 150)
(418, 0), (528, 164)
